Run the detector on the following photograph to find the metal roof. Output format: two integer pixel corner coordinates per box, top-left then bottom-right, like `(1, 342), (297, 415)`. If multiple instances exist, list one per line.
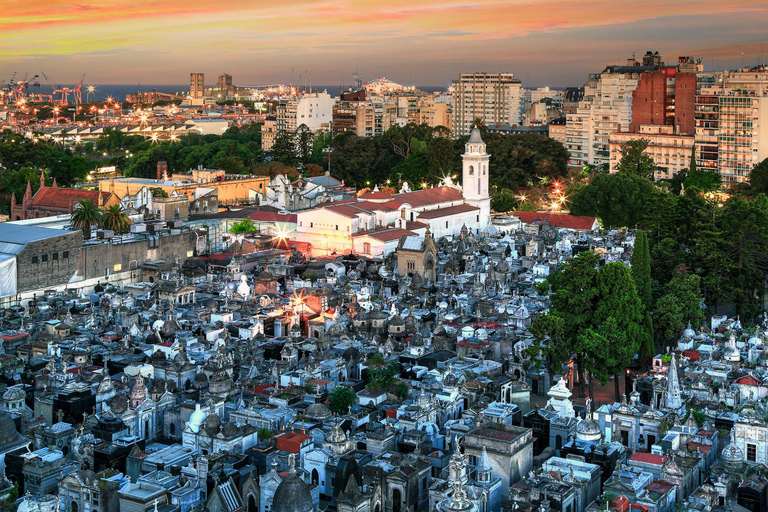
(0, 223), (71, 246)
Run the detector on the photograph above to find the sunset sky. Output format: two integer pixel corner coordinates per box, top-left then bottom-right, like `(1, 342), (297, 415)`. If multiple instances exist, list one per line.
(2, 0), (768, 88)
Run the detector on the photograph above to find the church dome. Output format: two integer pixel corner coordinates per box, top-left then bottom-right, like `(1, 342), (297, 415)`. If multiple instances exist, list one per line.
(467, 127), (484, 144)
(109, 393), (129, 415)
(272, 462), (314, 512)
(0, 411), (18, 446)
(342, 346), (361, 362)
(2, 387), (25, 402)
(682, 322), (696, 338)
(390, 314), (405, 326)
(305, 402), (331, 422)
(576, 418), (603, 442)
(204, 413), (222, 437)
(721, 429), (745, 468)
(151, 350), (167, 366)
(443, 367), (458, 387)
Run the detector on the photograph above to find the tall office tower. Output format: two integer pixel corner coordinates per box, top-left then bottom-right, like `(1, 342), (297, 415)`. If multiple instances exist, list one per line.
(451, 73), (523, 138)
(190, 73), (204, 99)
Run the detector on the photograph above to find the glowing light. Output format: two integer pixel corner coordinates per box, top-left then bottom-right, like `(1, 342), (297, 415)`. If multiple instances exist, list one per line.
(87, 85), (95, 93)
(170, 134), (177, 141)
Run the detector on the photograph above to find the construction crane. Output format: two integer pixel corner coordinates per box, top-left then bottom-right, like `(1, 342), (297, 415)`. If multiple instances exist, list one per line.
(71, 75), (85, 105)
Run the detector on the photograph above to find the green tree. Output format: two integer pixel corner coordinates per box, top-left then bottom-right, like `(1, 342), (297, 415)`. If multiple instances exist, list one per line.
(569, 172), (656, 228)
(616, 139), (657, 180)
(257, 427), (274, 441)
(328, 386), (357, 415)
(149, 187), (168, 198)
(491, 189), (518, 213)
(632, 230), (652, 312)
(100, 204), (132, 233)
(271, 130), (298, 167)
(589, 262), (645, 400)
(749, 158), (768, 195)
(653, 273), (704, 342)
(70, 198), (102, 240)
(229, 219), (256, 234)
(295, 124), (313, 167)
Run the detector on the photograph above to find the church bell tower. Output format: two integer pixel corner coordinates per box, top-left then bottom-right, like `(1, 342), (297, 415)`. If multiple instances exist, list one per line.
(462, 127), (491, 229)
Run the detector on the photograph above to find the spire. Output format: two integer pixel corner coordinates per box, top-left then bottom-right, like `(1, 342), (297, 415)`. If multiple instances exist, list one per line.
(52, 177), (57, 188)
(24, 180), (32, 203)
(40, 171), (45, 189)
(665, 352), (683, 411)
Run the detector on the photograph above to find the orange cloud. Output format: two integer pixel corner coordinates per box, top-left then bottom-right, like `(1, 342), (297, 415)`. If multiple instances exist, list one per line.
(2, 0), (767, 85)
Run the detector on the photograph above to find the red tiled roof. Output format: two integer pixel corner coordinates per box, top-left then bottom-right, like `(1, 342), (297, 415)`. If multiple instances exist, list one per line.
(682, 350), (700, 361)
(405, 221), (428, 230)
(629, 452), (669, 466)
(687, 442), (712, 454)
(325, 204), (374, 218)
(353, 227), (415, 242)
(353, 201), (395, 212)
(359, 191), (392, 200)
(249, 211), (297, 223)
(514, 212), (598, 230)
(417, 203), (479, 220)
(385, 186), (464, 208)
(735, 375), (760, 386)
(30, 186), (112, 210)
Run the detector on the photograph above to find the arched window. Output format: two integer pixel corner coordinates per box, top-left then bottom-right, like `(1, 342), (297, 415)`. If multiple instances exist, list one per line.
(71, 502), (79, 512)
(468, 165), (474, 175)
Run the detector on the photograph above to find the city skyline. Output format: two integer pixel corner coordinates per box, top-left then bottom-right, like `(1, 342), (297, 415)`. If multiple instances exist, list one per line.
(3, 0), (768, 88)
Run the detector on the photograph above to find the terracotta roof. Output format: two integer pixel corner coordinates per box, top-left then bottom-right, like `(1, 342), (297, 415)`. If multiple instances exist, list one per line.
(359, 191), (392, 200)
(353, 227), (416, 242)
(385, 186), (464, 208)
(405, 221), (428, 230)
(417, 204), (479, 220)
(249, 211), (297, 223)
(514, 211), (598, 230)
(29, 186), (112, 210)
(629, 452), (669, 465)
(735, 374), (760, 386)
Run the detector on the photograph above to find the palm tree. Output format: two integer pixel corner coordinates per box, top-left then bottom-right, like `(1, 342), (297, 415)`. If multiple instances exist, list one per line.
(70, 199), (102, 239)
(100, 204), (132, 234)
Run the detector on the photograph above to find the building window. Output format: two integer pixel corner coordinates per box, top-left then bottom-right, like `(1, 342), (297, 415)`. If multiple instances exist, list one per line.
(446, 221), (448, 228)
(407, 261), (415, 270)
(468, 165), (474, 175)
(31, 256), (38, 264)
(63, 251), (69, 258)
(747, 443), (757, 462)
(310, 222), (314, 228)
(336, 225), (339, 230)
(52, 252), (58, 260)
(363, 243), (371, 255)
(41, 254), (48, 262)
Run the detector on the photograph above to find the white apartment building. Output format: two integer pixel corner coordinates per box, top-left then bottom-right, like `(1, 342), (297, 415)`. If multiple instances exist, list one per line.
(609, 125), (695, 180)
(452, 73), (524, 137)
(566, 66), (648, 167)
(695, 67), (768, 182)
(276, 92), (335, 133)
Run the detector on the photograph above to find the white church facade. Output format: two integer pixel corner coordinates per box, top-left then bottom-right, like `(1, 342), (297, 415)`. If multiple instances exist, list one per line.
(295, 127), (491, 257)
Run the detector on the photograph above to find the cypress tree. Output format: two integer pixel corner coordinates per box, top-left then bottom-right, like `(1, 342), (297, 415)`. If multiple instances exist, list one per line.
(639, 310), (655, 366)
(631, 230), (652, 312)
(689, 144), (697, 174)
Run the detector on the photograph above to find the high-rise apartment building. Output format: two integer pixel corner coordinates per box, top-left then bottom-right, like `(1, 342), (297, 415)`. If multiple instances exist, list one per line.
(452, 73), (524, 137)
(190, 73), (204, 99)
(631, 67), (697, 134)
(694, 66), (768, 183)
(566, 65), (649, 167)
